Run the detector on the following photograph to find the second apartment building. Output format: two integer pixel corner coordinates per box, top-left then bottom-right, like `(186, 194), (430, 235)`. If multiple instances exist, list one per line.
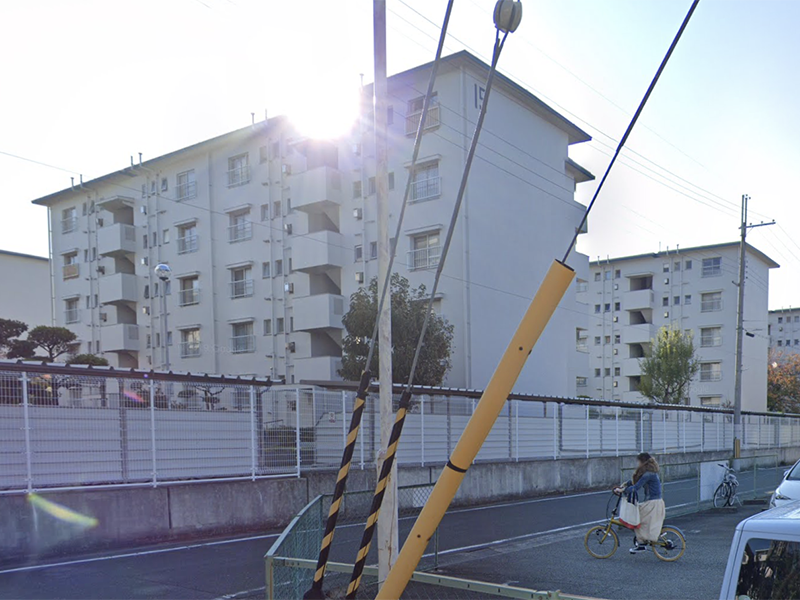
(584, 242), (777, 411)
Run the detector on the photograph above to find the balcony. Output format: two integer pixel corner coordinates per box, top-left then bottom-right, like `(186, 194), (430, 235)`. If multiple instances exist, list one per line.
(622, 323), (656, 345)
(99, 273), (138, 305)
(624, 289), (655, 311)
(622, 357), (643, 377)
(230, 279), (254, 299)
(62, 263), (80, 281)
(291, 167), (343, 214)
(293, 356), (342, 382)
(177, 234), (198, 254)
(292, 231), (344, 274)
(407, 246), (441, 271)
(103, 324), (140, 353)
(229, 221), (253, 243)
(98, 223), (137, 257)
(293, 294), (345, 331)
(410, 176), (441, 201)
(230, 334), (255, 354)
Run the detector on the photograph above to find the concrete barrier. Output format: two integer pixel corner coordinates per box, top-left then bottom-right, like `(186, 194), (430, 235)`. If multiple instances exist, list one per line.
(4, 445), (800, 561)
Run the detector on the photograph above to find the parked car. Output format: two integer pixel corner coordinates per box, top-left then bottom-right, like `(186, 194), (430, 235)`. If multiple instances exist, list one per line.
(769, 459), (800, 508)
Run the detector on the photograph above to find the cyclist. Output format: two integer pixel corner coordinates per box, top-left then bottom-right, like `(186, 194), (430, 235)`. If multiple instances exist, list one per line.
(614, 452), (665, 554)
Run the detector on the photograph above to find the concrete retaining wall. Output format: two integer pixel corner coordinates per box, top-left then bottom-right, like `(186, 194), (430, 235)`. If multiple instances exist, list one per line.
(5, 445), (800, 561)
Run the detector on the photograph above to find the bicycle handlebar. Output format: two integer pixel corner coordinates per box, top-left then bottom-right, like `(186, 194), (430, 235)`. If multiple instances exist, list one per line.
(718, 463), (737, 472)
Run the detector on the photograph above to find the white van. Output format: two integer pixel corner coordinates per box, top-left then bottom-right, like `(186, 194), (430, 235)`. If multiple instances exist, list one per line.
(720, 501), (800, 599)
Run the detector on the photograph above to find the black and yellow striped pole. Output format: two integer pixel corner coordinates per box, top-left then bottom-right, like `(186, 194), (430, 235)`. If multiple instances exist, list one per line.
(345, 388), (412, 598)
(303, 370), (371, 600)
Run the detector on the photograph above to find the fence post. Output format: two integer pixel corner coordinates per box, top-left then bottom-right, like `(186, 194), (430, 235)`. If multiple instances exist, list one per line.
(585, 405), (590, 459)
(640, 409), (644, 453)
(758, 417), (762, 449)
(508, 402), (513, 461)
(663, 411), (667, 454)
(249, 386), (257, 480)
(420, 395), (425, 467)
(21, 371), (33, 493)
(552, 403), (558, 460)
(294, 389), (301, 477)
(717, 415), (721, 451)
(341, 390), (347, 456)
(149, 378), (157, 487)
(514, 401), (519, 462)
(615, 406), (619, 457)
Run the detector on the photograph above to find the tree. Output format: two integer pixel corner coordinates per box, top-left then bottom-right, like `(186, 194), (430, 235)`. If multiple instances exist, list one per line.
(339, 274), (454, 386)
(8, 326), (77, 361)
(0, 318), (27, 355)
(767, 350), (800, 413)
(638, 326), (700, 405)
(66, 353), (109, 366)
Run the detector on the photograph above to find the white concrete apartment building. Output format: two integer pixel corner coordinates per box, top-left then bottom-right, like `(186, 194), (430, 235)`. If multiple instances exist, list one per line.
(768, 308), (800, 355)
(32, 51), (594, 395)
(0, 250), (51, 330)
(585, 242), (777, 411)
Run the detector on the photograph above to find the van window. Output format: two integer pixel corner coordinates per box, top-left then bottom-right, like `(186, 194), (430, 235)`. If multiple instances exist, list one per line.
(737, 538), (800, 599)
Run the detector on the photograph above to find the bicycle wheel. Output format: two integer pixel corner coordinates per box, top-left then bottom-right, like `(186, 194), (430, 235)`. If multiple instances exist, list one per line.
(653, 526), (686, 562)
(584, 525), (619, 559)
(726, 484), (738, 507)
(713, 483), (729, 508)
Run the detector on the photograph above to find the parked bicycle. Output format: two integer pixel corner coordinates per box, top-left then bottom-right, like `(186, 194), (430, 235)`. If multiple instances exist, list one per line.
(584, 493), (686, 561)
(713, 464), (740, 508)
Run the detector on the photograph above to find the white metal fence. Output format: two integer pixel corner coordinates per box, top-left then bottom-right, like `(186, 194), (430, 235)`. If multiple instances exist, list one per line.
(2, 363), (800, 495)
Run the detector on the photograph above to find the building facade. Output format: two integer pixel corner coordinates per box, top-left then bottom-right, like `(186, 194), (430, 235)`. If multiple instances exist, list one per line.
(0, 250), (51, 331)
(768, 308), (800, 355)
(585, 243), (777, 411)
(32, 51), (593, 395)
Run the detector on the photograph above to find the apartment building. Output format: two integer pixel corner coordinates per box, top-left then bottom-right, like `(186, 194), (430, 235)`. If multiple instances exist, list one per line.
(768, 308), (800, 355)
(0, 250), (51, 329)
(32, 51), (594, 395)
(584, 242), (777, 411)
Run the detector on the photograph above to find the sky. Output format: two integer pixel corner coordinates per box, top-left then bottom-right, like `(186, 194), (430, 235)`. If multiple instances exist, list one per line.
(2, 0), (800, 309)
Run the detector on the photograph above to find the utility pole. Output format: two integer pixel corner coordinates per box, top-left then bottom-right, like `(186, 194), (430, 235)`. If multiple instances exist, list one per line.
(733, 194), (774, 458)
(373, 0), (397, 582)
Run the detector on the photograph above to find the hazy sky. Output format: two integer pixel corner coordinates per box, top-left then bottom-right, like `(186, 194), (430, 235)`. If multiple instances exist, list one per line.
(2, 0), (799, 308)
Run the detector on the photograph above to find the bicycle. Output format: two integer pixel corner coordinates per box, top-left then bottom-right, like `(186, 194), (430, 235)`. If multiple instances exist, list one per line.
(584, 493), (686, 561)
(713, 464), (740, 508)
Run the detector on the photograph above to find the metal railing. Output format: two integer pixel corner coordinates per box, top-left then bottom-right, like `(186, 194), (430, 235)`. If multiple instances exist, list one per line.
(62, 263), (79, 280)
(64, 308), (79, 324)
(227, 165), (251, 188)
(405, 104), (440, 135)
(230, 334), (255, 354)
(176, 181), (197, 201)
(178, 287), (200, 306)
(408, 246), (441, 270)
(177, 234), (198, 254)
(179, 341), (201, 358)
(228, 221), (252, 242)
(701, 298), (722, 312)
(61, 216), (77, 234)
(410, 176), (441, 201)
(230, 278), (254, 299)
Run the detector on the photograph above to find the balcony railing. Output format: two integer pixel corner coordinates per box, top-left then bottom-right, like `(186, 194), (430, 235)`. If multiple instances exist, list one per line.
(179, 287), (200, 307)
(177, 234), (198, 254)
(176, 181), (197, 201)
(411, 176), (441, 201)
(700, 334), (722, 347)
(701, 299), (722, 312)
(230, 334), (255, 354)
(62, 263), (80, 280)
(64, 308), (79, 324)
(230, 279), (254, 299)
(61, 216), (77, 234)
(405, 104), (440, 135)
(700, 368), (722, 382)
(227, 165), (251, 188)
(576, 340), (589, 353)
(180, 341), (201, 358)
(407, 246), (441, 271)
(228, 222), (252, 243)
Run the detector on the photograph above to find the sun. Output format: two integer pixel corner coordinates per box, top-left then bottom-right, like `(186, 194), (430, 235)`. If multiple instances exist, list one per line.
(288, 79), (360, 140)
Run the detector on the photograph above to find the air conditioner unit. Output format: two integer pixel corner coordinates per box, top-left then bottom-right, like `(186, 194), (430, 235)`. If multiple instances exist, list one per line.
(140, 206), (147, 214)
(613, 348), (618, 355)
(285, 282), (294, 293)
(355, 272), (364, 284)
(141, 257), (149, 266)
(100, 312), (108, 322)
(281, 164), (292, 175)
(97, 266), (105, 275)
(613, 316), (618, 322)
(97, 218), (104, 227)
(142, 306), (150, 315)
(287, 341), (296, 353)
(664, 278), (669, 284)
(284, 223), (292, 235)
(614, 283), (619, 290)
(353, 208), (363, 220)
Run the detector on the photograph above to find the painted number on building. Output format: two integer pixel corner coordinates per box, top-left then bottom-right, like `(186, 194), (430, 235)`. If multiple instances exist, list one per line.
(474, 84), (486, 110)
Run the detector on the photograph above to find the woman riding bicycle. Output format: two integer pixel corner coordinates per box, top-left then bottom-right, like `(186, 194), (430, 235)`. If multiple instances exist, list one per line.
(614, 452), (665, 554)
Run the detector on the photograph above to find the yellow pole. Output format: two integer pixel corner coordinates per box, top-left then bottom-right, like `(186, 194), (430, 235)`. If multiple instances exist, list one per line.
(376, 260), (574, 599)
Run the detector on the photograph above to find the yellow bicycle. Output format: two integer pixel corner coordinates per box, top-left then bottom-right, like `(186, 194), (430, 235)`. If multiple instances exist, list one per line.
(584, 493), (686, 562)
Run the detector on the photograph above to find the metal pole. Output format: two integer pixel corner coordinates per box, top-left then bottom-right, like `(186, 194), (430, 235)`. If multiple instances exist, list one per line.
(733, 195), (747, 458)
(552, 403), (558, 460)
(585, 405), (590, 459)
(421, 395), (426, 467)
(161, 284), (170, 371)
(615, 406), (619, 458)
(514, 401), (519, 462)
(663, 411), (667, 454)
(21, 371), (33, 493)
(342, 391), (348, 453)
(295, 389), (301, 477)
(249, 386), (257, 480)
(149, 379), (157, 486)
(640, 409), (644, 453)
(682, 412), (686, 454)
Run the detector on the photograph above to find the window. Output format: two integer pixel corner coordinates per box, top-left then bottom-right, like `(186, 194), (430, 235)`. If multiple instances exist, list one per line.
(353, 180), (362, 198)
(354, 245), (363, 261)
(795, 316), (799, 323)
(700, 396), (721, 407)
(663, 263), (670, 273)
(615, 269), (621, 279)
(179, 276), (199, 306)
(594, 272), (601, 282)
(151, 180), (157, 194)
(177, 223), (198, 254)
(152, 231), (158, 247)
(604, 368), (611, 377)
(231, 321), (255, 353)
(166, 331), (173, 346)
(259, 145), (268, 163)
(262, 262), (271, 278)
(261, 204), (270, 221)
(673, 261), (681, 271)
(367, 173), (396, 195)
(614, 302), (621, 312)
(604, 270), (611, 280)
(604, 335), (611, 344)
(662, 296), (669, 307)
(263, 319), (272, 335)
(702, 257), (722, 277)
(276, 317), (285, 334)
(664, 311), (669, 319)
(685, 259), (692, 270)
(61, 207), (77, 234)
(405, 92), (440, 135)
(614, 367), (621, 376)
(62, 251), (79, 280)
(230, 266), (253, 299)
(180, 328), (201, 358)
(700, 362), (722, 382)
(576, 376), (588, 388)
(409, 232), (440, 270)
(64, 298), (79, 323)
(273, 201), (282, 219)
(778, 317), (784, 324)
(370, 241), (378, 260)
(410, 162), (440, 201)
(594, 304), (601, 314)
(604, 303), (610, 313)
(684, 294), (692, 305)
(229, 210), (252, 242)
(700, 326), (722, 347)
(594, 336), (601, 346)
(795, 339), (799, 346)
(143, 234), (148, 249)
(161, 177), (168, 192)
(701, 291), (722, 312)
(674, 296), (680, 306)
(227, 153), (250, 187)
(274, 259), (283, 276)
(576, 279), (588, 293)
(614, 334), (621, 344)
(387, 105), (394, 125)
(778, 340), (783, 347)
(594, 368), (601, 377)
(162, 229), (170, 244)
(736, 538), (800, 600)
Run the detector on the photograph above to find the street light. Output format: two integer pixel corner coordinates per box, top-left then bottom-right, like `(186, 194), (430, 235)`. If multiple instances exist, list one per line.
(154, 263), (171, 371)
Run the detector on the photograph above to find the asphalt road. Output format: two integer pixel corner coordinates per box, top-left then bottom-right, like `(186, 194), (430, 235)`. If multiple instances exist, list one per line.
(0, 469), (781, 600)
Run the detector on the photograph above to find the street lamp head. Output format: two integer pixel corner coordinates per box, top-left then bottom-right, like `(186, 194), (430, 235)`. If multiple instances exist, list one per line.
(493, 0), (522, 33)
(154, 263), (172, 281)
